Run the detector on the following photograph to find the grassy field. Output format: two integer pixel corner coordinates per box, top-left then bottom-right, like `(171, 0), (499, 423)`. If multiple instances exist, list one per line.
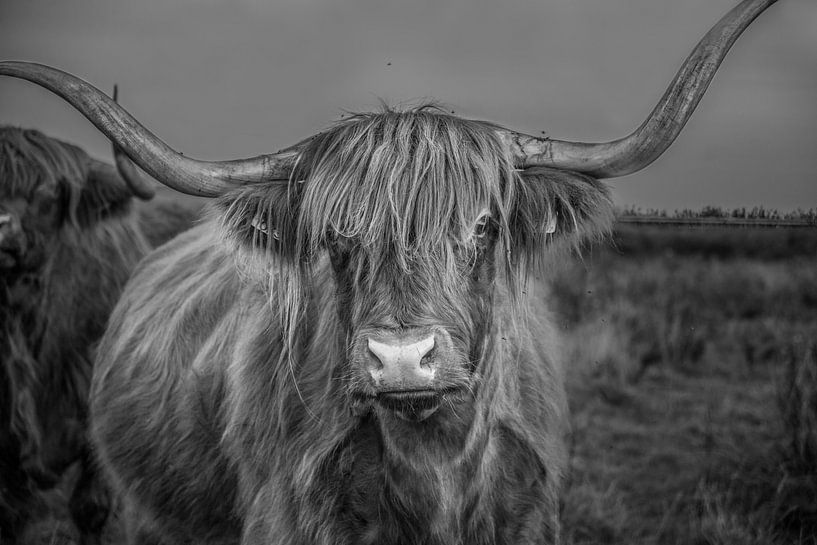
(554, 224), (817, 544)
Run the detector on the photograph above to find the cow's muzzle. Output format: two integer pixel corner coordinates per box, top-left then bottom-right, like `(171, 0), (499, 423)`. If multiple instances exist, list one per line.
(0, 213), (26, 269)
(357, 327), (463, 422)
(367, 335), (436, 389)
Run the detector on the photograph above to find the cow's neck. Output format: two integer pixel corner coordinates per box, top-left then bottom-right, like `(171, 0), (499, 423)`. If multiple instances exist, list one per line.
(342, 400), (492, 543)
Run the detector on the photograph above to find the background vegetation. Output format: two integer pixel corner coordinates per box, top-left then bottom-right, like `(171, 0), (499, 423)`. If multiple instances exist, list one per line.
(555, 223), (817, 544)
(616, 206), (817, 223)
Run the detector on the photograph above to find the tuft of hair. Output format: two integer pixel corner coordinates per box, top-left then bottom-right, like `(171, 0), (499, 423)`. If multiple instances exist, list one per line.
(296, 106), (517, 270)
(217, 106), (612, 349)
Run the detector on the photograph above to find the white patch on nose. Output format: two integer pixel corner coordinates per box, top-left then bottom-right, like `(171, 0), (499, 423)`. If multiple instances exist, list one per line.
(368, 336), (434, 369)
(367, 336), (436, 386)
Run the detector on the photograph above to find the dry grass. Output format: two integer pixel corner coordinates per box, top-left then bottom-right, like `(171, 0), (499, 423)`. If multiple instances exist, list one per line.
(554, 225), (817, 544)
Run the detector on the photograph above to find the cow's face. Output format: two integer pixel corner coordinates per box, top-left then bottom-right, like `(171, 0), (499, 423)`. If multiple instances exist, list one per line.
(219, 111), (612, 423)
(326, 207), (499, 422)
(0, 128), (138, 275)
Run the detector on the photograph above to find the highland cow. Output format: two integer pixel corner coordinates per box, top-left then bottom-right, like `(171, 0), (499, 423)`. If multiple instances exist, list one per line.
(0, 126), (197, 544)
(0, 0), (784, 543)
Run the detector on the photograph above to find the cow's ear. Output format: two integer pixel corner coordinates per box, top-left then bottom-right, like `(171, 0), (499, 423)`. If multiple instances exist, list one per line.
(70, 164), (134, 226)
(214, 181), (302, 260)
(510, 167), (613, 253)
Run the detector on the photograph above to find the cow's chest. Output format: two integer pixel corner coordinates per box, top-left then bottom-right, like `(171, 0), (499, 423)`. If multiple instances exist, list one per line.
(339, 431), (462, 545)
(326, 420), (555, 545)
(331, 421), (551, 545)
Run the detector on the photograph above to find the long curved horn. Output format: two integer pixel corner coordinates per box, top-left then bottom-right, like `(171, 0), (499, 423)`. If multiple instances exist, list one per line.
(507, 0), (779, 178)
(0, 62), (297, 197)
(110, 84), (155, 200)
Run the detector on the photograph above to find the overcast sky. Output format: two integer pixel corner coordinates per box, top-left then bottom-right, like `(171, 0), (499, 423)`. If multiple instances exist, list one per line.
(1, 0), (815, 211)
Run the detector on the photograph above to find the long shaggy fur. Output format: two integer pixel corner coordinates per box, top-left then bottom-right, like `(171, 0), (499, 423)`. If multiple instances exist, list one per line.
(217, 108), (610, 349)
(91, 108), (612, 545)
(0, 126), (198, 543)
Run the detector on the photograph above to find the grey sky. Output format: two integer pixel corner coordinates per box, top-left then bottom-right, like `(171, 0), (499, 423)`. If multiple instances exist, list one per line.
(1, 0), (815, 210)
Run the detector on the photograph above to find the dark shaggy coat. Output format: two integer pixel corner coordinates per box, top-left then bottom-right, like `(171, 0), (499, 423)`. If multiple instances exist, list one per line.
(0, 127), (199, 544)
(91, 110), (612, 545)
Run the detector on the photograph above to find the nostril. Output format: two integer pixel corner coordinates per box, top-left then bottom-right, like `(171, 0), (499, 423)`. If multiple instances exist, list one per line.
(367, 340), (385, 369)
(418, 344), (435, 368)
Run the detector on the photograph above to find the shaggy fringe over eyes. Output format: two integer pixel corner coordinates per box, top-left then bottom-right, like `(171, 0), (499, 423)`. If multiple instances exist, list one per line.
(217, 107), (613, 351)
(295, 107), (517, 272)
(0, 126), (128, 227)
(218, 107), (517, 338)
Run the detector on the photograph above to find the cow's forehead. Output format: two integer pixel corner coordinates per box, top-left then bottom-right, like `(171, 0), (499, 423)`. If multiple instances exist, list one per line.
(1, 126), (87, 199)
(293, 108), (516, 253)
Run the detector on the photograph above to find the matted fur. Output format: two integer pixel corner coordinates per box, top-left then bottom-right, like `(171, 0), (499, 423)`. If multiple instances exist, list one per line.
(91, 108), (612, 545)
(0, 126), (197, 543)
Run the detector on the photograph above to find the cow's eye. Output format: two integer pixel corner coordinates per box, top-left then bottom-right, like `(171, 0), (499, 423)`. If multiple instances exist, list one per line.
(31, 187), (57, 217)
(251, 215), (279, 240)
(474, 217), (489, 239)
(36, 197), (55, 217)
(327, 232), (355, 255)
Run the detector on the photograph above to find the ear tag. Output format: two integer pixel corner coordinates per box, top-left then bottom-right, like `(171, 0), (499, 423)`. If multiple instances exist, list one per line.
(545, 215), (557, 234)
(251, 216), (280, 240)
(251, 216), (268, 233)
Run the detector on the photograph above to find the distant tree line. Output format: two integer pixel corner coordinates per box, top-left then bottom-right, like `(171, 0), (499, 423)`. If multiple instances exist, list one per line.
(617, 205), (817, 223)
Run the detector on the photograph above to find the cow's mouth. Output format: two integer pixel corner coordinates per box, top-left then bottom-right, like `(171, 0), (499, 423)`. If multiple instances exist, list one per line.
(376, 388), (458, 422)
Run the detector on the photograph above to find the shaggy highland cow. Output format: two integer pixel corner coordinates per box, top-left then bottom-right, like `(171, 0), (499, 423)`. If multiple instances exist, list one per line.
(0, 0), (784, 543)
(0, 126), (197, 544)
